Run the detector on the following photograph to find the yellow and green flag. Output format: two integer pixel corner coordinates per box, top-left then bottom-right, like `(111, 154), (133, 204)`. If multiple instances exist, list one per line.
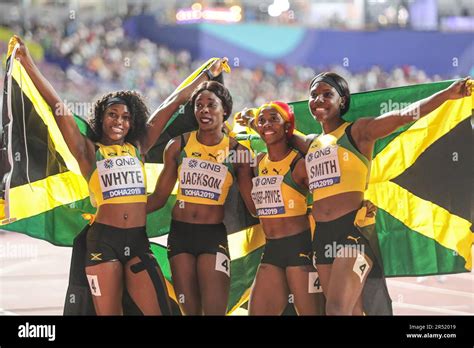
(1, 38), (472, 314)
(290, 81), (474, 276)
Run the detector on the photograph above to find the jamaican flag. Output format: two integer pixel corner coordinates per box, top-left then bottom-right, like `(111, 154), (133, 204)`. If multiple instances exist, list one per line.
(218, 81), (473, 313)
(1, 37), (472, 315)
(288, 82), (473, 276)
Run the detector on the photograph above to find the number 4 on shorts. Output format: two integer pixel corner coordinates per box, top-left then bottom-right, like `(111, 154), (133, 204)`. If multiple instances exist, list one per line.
(86, 274), (102, 296)
(309, 272), (323, 293)
(215, 252), (230, 277)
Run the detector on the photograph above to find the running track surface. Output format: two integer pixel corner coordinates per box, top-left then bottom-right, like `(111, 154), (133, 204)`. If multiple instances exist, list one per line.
(0, 231), (472, 315)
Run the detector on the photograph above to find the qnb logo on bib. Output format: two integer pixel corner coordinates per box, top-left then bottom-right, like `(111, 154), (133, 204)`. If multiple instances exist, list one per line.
(306, 145), (341, 191)
(180, 158), (228, 201)
(97, 156), (146, 200)
(251, 175), (285, 216)
(104, 159), (114, 169)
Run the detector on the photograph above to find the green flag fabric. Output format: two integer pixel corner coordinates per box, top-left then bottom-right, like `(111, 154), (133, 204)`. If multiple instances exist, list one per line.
(1, 40), (472, 314)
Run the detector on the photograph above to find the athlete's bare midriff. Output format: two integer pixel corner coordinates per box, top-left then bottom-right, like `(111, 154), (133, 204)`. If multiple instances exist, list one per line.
(172, 201), (225, 224)
(312, 191), (363, 222)
(260, 214), (310, 239)
(94, 202), (147, 228)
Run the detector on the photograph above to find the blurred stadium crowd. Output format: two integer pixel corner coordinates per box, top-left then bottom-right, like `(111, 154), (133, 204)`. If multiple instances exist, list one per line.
(1, 16), (448, 118)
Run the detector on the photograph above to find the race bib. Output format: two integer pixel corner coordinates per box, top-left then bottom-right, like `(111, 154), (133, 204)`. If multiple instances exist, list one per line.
(179, 158), (228, 201)
(86, 275), (102, 297)
(353, 252), (370, 283)
(306, 145), (341, 191)
(215, 252), (231, 277)
(97, 156), (145, 200)
(251, 175), (285, 216)
(308, 271), (323, 294)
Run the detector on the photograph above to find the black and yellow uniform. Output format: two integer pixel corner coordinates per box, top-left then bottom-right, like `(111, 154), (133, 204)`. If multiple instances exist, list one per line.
(85, 222), (151, 267)
(253, 150), (312, 268)
(312, 210), (377, 269)
(85, 142), (150, 266)
(167, 220), (229, 260)
(261, 230), (313, 268)
(88, 142), (147, 207)
(251, 149), (308, 218)
(306, 123), (376, 268)
(169, 132), (235, 271)
(176, 131), (234, 205)
(305, 122), (369, 201)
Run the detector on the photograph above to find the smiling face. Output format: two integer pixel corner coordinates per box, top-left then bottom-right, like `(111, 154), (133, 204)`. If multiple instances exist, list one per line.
(194, 90), (225, 131)
(255, 106), (288, 146)
(308, 81), (343, 123)
(101, 103), (131, 144)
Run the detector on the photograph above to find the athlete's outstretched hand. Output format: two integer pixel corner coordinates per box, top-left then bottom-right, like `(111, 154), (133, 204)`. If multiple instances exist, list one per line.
(445, 77), (472, 100)
(234, 107), (257, 128)
(363, 200), (377, 218)
(11, 35), (33, 66)
(208, 57), (230, 78)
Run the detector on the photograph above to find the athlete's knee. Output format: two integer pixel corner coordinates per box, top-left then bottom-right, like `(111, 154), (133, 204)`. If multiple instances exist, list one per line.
(178, 295), (202, 315)
(352, 300), (364, 315)
(326, 298), (352, 315)
(203, 291), (229, 314)
(203, 304), (226, 316)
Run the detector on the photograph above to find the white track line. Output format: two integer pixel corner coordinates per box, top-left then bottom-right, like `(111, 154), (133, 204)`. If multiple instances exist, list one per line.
(388, 280), (474, 299)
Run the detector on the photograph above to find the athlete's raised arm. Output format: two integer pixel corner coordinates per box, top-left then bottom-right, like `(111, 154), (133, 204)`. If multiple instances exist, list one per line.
(13, 36), (95, 176)
(139, 58), (230, 154)
(351, 78), (472, 154)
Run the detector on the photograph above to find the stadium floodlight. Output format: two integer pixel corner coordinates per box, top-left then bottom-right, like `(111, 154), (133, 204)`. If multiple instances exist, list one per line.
(276, 0), (290, 12)
(268, 0), (291, 17)
(268, 4), (282, 17)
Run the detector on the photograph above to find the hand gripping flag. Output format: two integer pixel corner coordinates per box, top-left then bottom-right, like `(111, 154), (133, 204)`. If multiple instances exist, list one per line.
(1, 37), (472, 315)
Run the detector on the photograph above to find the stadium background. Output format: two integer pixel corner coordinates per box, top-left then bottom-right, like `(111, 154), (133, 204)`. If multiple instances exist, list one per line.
(0, 0), (473, 315)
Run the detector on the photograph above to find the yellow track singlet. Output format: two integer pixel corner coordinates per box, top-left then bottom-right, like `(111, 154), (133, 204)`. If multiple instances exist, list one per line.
(252, 150), (308, 218)
(176, 131), (234, 205)
(305, 122), (369, 201)
(88, 142), (147, 207)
